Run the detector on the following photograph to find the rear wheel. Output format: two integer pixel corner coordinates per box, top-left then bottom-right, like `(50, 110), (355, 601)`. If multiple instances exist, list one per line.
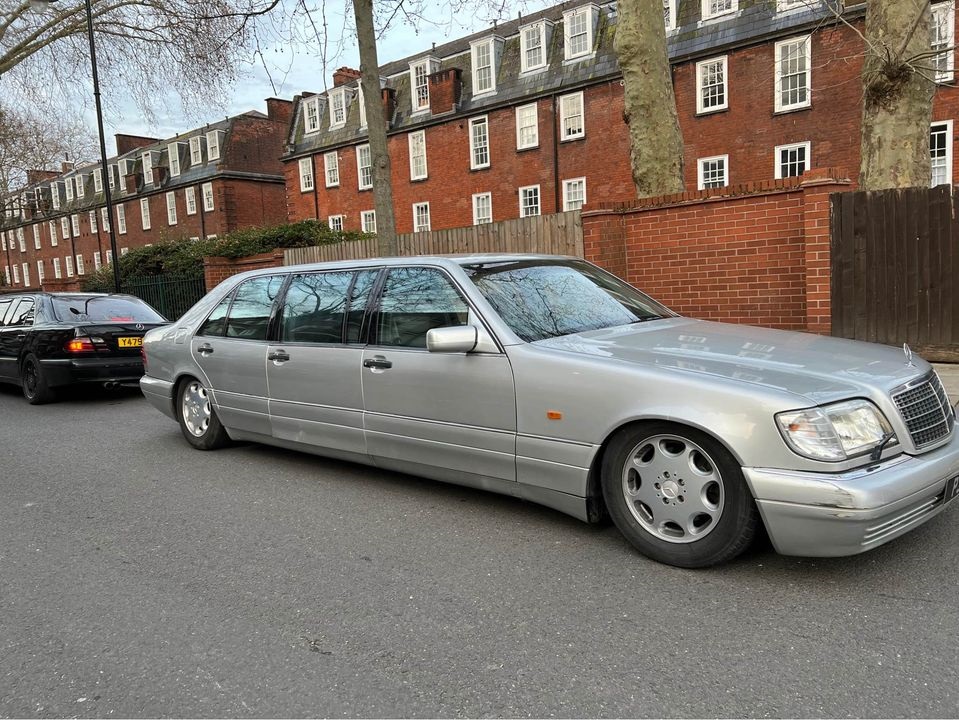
(601, 422), (758, 568)
(21, 354), (56, 405)
(177, 377), (230, 450)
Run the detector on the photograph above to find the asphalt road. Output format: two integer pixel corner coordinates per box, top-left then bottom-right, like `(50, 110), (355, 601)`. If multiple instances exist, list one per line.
(1, 384), (958, 718)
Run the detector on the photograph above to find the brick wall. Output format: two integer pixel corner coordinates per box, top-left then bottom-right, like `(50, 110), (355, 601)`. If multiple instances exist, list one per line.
(203, 250), (285, 290)
(582, 169), (851, 332)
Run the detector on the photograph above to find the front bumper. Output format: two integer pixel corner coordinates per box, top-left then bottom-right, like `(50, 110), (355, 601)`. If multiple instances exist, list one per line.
(744, 429), (959, 557)
(40, 357), (145, 387)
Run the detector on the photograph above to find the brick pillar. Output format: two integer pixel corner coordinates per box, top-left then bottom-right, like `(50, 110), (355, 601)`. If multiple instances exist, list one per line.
(581, 204), (627, 279)
(799, 168), (852, 335)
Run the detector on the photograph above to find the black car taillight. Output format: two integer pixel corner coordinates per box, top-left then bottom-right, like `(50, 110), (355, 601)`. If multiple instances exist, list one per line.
(65, 337), (96, 353)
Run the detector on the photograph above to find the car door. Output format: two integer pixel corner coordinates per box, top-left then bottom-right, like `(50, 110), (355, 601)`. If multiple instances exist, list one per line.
(191, 274), (285, 438)
(361, 265), (517, 482)
(0, 297), (17, 379)
(0, 298), (34, 381)
(266, 268), (378, 459)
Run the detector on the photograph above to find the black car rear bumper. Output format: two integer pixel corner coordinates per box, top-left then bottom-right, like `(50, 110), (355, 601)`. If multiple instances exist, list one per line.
(40, 357), (145, 386)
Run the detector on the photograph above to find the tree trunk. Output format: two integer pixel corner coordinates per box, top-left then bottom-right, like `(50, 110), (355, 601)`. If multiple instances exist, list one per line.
(859, 0), (935, 190)
(615, 0), (684, 198)
(353, 0), (397, 256)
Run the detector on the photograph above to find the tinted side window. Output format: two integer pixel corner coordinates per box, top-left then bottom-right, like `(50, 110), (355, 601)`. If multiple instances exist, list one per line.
(0, 299), (13, 326)
(281, 271), (354, 344)
(7, 299), (35, 327)
(225, 276), (285, 341)
(197, 294), (233, 337)
(375, 268), (468, 348)
(346, 270), (378, 344)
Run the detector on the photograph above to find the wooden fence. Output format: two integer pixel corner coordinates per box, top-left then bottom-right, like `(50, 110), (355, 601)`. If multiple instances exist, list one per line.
(284, 211), (583, 266)
(831, 185), (959, 359)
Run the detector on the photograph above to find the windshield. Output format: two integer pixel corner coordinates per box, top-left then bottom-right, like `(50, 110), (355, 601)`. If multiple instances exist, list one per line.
(52, 296), (166, 323)
(463, 259), (674, 342)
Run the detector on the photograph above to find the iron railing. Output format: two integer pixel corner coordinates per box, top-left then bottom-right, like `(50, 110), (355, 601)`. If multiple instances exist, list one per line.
(121, 274), (206, 320)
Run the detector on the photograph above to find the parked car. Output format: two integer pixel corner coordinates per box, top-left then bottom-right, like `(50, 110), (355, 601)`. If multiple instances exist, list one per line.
(140, 255), (959, 567)
(0, 292), (168, 404)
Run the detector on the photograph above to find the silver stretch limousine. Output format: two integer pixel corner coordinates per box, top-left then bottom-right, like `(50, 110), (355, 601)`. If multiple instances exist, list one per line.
(140, 255), (959, 567)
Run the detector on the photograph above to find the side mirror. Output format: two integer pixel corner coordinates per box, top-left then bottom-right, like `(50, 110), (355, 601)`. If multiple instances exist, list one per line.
(426, 325), (478, 353)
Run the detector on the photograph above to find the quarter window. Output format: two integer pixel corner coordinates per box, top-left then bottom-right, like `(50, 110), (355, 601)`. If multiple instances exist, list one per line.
(224, 275), (285, 340)
(374, 267), (468, 348)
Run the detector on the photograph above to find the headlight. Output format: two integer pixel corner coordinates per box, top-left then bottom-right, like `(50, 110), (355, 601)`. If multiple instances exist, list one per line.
(776, 399), (897, 462)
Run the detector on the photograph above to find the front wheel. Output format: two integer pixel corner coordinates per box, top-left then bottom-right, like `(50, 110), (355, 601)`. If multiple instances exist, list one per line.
(601, 423), (758, 568)
(21, 354), (56, 405)
(177, 377), (230, 450)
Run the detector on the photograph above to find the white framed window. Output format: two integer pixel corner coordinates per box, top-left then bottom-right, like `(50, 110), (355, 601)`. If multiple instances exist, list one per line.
(563, 6), (595, 60)
(520, 21), (548, 73)
(108, 164), (117, 191)
(76, 254), (85, 275)
(202, 183), (215, 211)
(471, 38), (497, 95)
(562, 177), (587, 210)
(65, 177), (74, 202)
(413, 202), (431, 232)
(36, 260), (44, 282)
(21, 263), (29, 286)
(696, 56), (728, 113)
(11, 263), (19, 284)
(2, 265), (8, 284)
(325, 152), (340, 187)
(117, 203), (127, 235)
(142, 152), (154, 185)
(361, 210), (376, 233)
(299, 157), (315, 192)
(51, 183), (61, 210)
(516, 103), (539, 149)
(931, 121), (953, 187)
(560, 92), (585, 140)
(358, 83), (367, 128)
(190, 136), (203, 164)
(519, 185), (541, 217)
(168, 142), (182, 177)
(409, 131), (428, 180)
(329, 88), (348, 128)
(664, 0), (677, 30)
(775, 36), (811, 112)
(70, 214), (80, 236)
(303, 96), (321, 134)
(140, 197), (151, 230)
(702, 0), (737, 21)
(60, 215), (70, 238)
(89, 210), (97, 234)
(121, 247), (129, 256)
(777, 0), (805, 9)
(932, 2), (955, 83)
(65, 255), (74, 278)
(32, 224), (40, 250)
(185, 186), (197, 215)
(48, 221), (57, 246)
(472, 192), (492, 224)
(53, 257), (61, 279)
(100, 206), (110, 233)
(469, 116), (490, 169)
(106, 250), (113, 264)
(166, 192), (177, 225)
(206, 130), (222, 161)
(16, 228), (24, 252)
(410, 58), (434, 112)
(93, 168), (103, 193)
(697, 155), (729, 189)
(74, 173), (84, 198)
(775, 141), (811, 179)
(94, 252), (101, 271)
(328, 215), (344, 232)
(357, 144), (373, 190)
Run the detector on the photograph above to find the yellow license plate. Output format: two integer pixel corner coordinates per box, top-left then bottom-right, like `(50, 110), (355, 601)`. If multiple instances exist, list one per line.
(118, 337), (142, 348)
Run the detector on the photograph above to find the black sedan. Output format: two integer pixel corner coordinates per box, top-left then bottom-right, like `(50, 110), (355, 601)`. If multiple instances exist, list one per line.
(0, 292), (167, 404)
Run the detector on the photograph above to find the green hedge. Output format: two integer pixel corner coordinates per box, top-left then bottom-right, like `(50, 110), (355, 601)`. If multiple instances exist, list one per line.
(82, 219), (369, 292)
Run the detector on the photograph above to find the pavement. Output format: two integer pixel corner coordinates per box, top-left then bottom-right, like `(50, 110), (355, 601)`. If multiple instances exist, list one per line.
(934, 362), (959, 400)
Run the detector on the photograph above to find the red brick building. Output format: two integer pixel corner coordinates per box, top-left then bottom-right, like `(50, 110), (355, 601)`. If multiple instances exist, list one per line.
(1, 99), (292, 290)
(281, 0), (957, 233)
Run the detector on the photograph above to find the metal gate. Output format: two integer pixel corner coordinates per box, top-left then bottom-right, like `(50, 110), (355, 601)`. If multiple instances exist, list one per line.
(121, 274), (206, 320)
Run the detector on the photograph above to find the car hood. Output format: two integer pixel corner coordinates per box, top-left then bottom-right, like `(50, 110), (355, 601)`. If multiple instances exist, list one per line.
(533, 317), (927, 405)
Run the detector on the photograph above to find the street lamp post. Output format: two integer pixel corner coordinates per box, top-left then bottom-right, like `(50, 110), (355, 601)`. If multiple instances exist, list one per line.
(30, 0), (122, 293)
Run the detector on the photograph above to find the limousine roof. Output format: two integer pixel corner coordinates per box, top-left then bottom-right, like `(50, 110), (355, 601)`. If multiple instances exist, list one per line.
(246, 253), (583, 276)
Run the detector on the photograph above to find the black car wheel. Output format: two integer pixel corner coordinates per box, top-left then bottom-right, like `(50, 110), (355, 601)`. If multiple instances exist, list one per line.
(177, 377), (230, 450)
(21, 354), (56, 405)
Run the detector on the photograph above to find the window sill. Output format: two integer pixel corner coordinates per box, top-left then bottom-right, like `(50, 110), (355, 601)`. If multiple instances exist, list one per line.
(410, 176), (429, 183)
(325, 183), (340, 189)
(561, 134), (586, 143)
(773, 103), (811, 116)
(563, 51), (596, 66)
(696, 106), (728, 117)
(470, 165), (491, 172)
(517, 144), (540, 153)
(472, 89), (497, 100)
(519, 66), (548, 78)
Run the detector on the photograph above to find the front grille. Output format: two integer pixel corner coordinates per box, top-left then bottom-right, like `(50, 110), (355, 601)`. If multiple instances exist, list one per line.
(863, 496), (940, 546)
(892, 373), (954, 449)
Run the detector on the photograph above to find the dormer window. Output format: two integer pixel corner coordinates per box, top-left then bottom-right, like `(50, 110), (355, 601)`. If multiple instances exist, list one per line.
(93, 168), (103, 193)
(189, 136), (203, 164)
(142, 151), (154, 185)
(168, 142), (184, 177)
(74, 174), (85, 198)
(358, 83), (367, 129)
(206, 130), (223, 161)
(329, 87), (349, 128)
(471, 37), (503, 96)
(664, 0), (677, 30)
(51, 182), (61, 210)
(303, 96), (321, 134)
(409, 57), (439, 113)
(65, 176), (74, 202)
(520, 21), (551, 73)
(563, 6), (598, 61)
(702, 0), (737, 21)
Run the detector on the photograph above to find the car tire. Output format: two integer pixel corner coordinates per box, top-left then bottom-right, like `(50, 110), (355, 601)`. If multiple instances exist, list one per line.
(21, 354), (56, 405)
(601, 422), (758, 568)
(177, 377), (230, 450)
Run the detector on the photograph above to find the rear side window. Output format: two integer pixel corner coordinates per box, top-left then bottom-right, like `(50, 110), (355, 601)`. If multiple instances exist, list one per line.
(0, 299), (13, 326)
(281, 271), (354, 344)
(7, 299), (35, 327)
(374, 267), (468, 348)
(197, 294), (233, 337)
(51, 296), (165, 323)
(224, 275), (285, 341)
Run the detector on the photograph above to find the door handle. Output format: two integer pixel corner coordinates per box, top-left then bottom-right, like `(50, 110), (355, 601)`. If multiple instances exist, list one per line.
(197, 343), (214, 355)
(268, 350), (290, 363)
(363, 356), (393, 370)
